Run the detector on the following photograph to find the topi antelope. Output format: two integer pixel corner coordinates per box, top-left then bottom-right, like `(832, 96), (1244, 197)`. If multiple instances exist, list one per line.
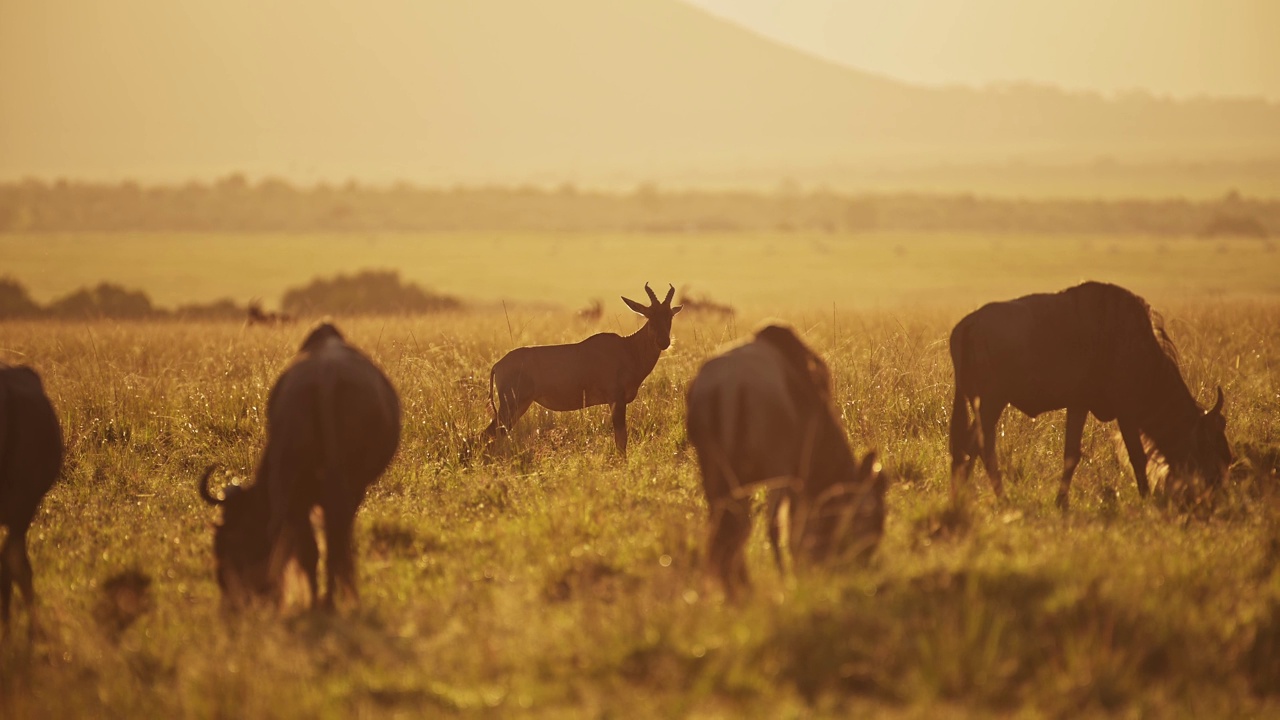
(483, 283), (682, 455)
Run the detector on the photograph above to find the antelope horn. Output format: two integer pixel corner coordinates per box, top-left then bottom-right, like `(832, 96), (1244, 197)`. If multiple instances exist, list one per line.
(1210, 386), (1224, 415)
(664, 284), (675, 305)
(198, 465), (223, 506)
(644, 282), (658, 304)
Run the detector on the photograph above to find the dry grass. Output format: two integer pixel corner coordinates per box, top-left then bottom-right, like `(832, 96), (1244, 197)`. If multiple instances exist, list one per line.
(2, 233), (1280, 716)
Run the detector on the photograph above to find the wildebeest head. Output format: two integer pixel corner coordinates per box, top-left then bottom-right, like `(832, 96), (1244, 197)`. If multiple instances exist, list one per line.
(1186, 387), (1233, 489)
(198, 466), (274, 607)
(621, 283), (682, 350)
(799, 452), (889, 564)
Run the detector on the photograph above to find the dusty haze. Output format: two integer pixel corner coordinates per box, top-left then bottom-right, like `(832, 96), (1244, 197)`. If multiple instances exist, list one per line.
(2, 0), (1278, 186)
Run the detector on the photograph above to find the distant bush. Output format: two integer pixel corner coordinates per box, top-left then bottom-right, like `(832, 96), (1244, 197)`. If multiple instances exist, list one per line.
(0, 276), (41, 318)
(0, 273), (462, 321)
(46, 283), (160, 319)
(281, 270), (462, 317)
(1200, 213), (1268, 238)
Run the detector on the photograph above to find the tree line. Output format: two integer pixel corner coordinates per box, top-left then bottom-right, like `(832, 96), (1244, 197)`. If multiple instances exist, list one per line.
(0, 178), (1273, 237)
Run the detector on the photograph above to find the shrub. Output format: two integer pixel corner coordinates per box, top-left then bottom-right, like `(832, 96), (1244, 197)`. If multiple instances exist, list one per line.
(0, 276), (41, 318)
(281, 269), (461, 317)
(46, 282), (161, 319)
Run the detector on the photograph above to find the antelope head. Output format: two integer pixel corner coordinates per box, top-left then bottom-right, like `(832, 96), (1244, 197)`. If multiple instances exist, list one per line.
(622, 283), (683, 350)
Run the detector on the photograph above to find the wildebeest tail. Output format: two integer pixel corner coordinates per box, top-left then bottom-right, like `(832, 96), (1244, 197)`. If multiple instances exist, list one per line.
(317, 367), (344, 495)
(686, 382), (741, 497)
(488, 366), (497, 420)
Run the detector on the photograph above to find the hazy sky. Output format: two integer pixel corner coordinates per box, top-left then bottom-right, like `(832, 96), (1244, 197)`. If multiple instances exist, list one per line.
(2, 0), (1277, 184)
(684, 0), (1280, 99)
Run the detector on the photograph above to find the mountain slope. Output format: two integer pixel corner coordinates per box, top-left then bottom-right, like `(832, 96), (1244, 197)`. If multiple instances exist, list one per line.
(2, 0), (1277, 183)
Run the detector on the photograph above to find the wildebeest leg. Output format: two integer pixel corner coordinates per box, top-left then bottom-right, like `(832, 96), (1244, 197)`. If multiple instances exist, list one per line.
(707, 499), (753, 600)
(0, 535), (11, 633)
(611, 400), (628, 455)
(295, 524), (320, 606)
(0, 529), (35, 638)
(1057, 407), (1087, 511)
(977, 401), (1007, 499)
(948, 389), (979, 502)
(322, 505), (359, 610)
(1118, 418), (1150, 498)
(765, 490), (787, 574)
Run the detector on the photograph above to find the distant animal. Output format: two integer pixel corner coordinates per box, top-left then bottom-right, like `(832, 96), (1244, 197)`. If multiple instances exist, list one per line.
(198, 323), (400, 609)
(0, 364), (63, 637)
(246, 300), (294, 326)
(575, 299), (604, 322)
(949, 281), (1233, 511)
(483, 283), (682, 455)
(675, 285), (736, 317)
(686, 324), (888, 597)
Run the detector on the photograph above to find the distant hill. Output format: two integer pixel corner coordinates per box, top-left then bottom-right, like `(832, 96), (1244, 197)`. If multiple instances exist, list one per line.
(2, 0), (1278, 186)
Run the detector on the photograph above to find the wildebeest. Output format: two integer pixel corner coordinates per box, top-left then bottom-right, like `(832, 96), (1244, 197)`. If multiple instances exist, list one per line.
(949, 281), (1232, 510)
(686, 324), (888, 597)
(199, 323), (400, 609)
(0, 364), (63, 637)
(483, 283), (682, 455)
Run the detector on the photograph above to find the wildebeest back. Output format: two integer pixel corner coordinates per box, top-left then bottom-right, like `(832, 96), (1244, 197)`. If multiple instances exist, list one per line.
(952, 282), (1178, 421)
(261, 336), (401, 512)
(686, 339), (822, 487)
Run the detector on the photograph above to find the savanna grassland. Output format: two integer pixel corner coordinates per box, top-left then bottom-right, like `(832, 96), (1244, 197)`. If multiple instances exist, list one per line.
(2, 233), (1280, 718)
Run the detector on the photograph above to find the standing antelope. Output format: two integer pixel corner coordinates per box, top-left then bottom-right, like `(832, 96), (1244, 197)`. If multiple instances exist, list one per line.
(483, 283), (682, 455)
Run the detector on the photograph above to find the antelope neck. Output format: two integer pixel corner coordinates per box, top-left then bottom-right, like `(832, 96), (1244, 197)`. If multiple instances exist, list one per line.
(624, 319), (663, 371)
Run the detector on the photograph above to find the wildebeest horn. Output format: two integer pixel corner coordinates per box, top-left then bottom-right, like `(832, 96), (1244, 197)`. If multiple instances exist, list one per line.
(198, 465), (223, 506)
(1210, 386), (1224, 415)
(663, 284), (675, 305)
(644, 282), (658, 304)
(859, 451), (881, 480)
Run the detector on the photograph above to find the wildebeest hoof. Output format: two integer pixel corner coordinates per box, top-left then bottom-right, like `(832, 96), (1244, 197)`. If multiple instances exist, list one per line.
(1055, 492), (1071, 512)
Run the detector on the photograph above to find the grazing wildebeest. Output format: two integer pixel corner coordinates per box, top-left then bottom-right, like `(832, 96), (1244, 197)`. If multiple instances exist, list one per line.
(199, 323), (400, 609)
(483, 283), (682, 455)
(0, 364), (63, 637)
(686, 324), (888, 597)
(949, 281), (1233, 511)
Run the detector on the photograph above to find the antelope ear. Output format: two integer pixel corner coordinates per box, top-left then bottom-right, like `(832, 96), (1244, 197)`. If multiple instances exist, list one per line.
(670, 304), (683, 315)
(622, 296), (648, 316)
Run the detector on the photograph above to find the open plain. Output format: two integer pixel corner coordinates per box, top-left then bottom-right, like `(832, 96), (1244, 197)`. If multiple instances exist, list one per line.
(2, 232), (1280, 717)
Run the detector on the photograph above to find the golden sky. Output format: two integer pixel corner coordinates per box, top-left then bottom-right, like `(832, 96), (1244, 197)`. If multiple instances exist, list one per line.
(686, 0), (1280, 99)
(1, 0), (1277, 183)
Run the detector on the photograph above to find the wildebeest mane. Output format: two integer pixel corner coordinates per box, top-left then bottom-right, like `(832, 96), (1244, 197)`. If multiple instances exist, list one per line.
(753, 324), (833, 406)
